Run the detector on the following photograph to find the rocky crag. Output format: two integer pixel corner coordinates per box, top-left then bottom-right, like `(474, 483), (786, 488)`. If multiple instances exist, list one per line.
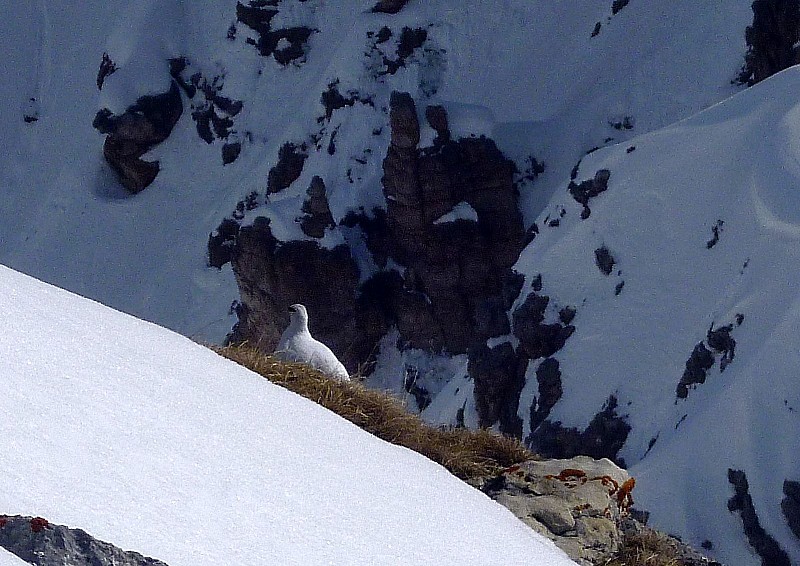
(472, 456), (720, 566)
(0, 515), (167, 566)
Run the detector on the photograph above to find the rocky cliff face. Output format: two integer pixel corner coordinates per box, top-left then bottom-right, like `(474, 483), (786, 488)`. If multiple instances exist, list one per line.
(221, 91), (530, 383)
(0, 515), (167, 566)
(739, 0), (800, 85)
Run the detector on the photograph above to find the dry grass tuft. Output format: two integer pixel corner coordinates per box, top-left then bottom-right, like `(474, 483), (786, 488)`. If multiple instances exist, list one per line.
(213, 343), (534, 479)
(603, 529), (686, 566)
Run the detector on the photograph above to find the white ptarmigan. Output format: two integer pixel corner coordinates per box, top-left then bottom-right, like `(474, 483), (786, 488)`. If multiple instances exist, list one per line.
(275, 304), (350, 381)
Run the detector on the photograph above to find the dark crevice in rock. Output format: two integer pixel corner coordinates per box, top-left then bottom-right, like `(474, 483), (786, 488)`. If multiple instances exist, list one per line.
(267, 142), (308, 194)
(0, 515), (168, 566)
(782, 479), (800, 539)
(738, 0), (800, 85)
(403, 366), (432, 411)
(727, 469), (791, 566)
(527, 396), (631, 466)
(93, 81), (183, 193)
(569, 169), (610, 219)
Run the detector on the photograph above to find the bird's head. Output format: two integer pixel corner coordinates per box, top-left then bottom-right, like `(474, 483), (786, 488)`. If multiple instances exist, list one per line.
(287, 303), (309, 326)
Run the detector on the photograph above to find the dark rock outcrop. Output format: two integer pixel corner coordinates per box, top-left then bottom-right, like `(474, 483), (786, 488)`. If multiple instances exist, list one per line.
(677, 320), (740, 398)
(512, 293), (575, 360)
(528, 396), (631, 466)
(235, 1), (315, 65)
(727, 469), (791, 566)
(611, 0), (630, 15)
(470, 343), (527, 437)
(594, 246), (615, 276)
(369, 28), (430, 77)
(0, 515), (167, 566)
(379, 93), (526, 353)
(169, 58), (244, 164)
(676, 342), (715, 398)
(96, 52), (117, 90)
(530, 358), (563, 431)
(228, 217), (366, 371)
(782, 479), (800, 539)
(222, 92), (527, 411)
(268, 142), (308, 194)
(93, 82), (183, 193)
(739, 0), (800, 85)
(569, 169), (611, 219)
(300, 176), (335, 238)
(372, 0), (410, 14)
(320, 81), (373, 122)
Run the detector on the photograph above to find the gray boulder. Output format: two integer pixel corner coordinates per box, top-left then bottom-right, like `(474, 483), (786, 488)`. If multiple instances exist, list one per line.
(0, 515), (167, 566)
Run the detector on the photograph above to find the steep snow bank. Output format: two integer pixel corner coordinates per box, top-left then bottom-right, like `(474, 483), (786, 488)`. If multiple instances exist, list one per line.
(0, 264), (576, 566)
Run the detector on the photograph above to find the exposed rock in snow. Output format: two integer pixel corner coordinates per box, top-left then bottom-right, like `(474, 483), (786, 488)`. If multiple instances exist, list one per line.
(372, 0), (410, 14)
(275, 303), (349, 381)
(727, 469), (791, 566)
(782, 480), (800, 540)
(0, 515), (167, 566)
(300, 176), (335, 238)
(93, 82), (183, 193)
(739, 0), (800, 85)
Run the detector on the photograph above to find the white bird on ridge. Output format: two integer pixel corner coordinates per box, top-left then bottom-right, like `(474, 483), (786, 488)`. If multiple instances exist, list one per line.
(275, 304), (350, 382)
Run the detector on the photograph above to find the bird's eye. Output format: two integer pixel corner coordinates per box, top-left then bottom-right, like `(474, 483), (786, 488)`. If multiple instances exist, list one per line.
(288, 306), (296, 312)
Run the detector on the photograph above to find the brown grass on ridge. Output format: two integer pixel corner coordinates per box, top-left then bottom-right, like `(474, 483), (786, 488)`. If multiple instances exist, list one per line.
(212, 343), (534, 479)
(602, 529), (685, 566)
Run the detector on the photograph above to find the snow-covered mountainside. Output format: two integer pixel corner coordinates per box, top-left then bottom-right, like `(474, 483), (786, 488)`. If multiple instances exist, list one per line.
(3, 0), (800, 564)
(0, 264), (577, 566)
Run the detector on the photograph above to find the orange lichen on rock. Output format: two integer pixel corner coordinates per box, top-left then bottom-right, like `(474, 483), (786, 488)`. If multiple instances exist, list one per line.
(546, 468), (587, 482)
(591, 474), (620, 494)
(617, 477), (636, 510)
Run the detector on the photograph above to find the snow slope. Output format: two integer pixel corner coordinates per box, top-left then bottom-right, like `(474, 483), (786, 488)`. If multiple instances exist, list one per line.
(0, 264), (576, 566)
(515, 66), (800, 566)
(0, 549), (28, 566)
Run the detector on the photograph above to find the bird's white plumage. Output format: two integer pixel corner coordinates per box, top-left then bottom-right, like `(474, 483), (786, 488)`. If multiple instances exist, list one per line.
(275, 304), (350, 381)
